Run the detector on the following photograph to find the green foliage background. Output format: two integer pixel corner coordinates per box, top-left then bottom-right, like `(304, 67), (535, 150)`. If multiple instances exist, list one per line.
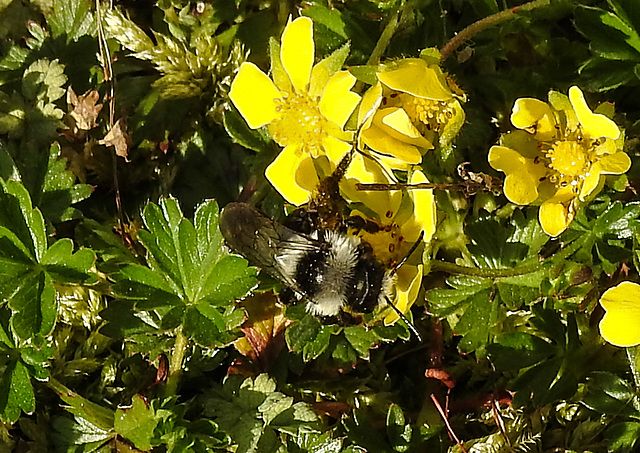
(1, 0), (640, 451)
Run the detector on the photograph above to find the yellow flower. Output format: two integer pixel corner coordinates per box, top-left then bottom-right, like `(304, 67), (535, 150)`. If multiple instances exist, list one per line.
(489, 86), (630, 237)
(342, 158), (436, 325)
(229, 16), (360, 205)
(358, 57), (465, 170)
(599, 281), (640, 347)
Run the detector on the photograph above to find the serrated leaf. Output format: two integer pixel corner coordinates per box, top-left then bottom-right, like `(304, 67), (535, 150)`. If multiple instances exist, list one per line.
(42, 238), (96, 284)
(582, 371), (640, 417)
(454, 288), (497, 353)
(204, 374), (317, 453)
(114, 395), (159, 451)
(426, 276), (491, 316)
(40, 142), (93, 223)
(574, 5), (640, 61)
(48, 0), (96, 42)
(22, 59), (67, 103)
(112, 198), (256, 347)
(285, 314), (335, 361)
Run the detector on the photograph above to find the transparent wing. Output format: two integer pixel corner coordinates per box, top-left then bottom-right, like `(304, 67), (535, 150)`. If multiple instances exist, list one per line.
(219, 202), (321, 291)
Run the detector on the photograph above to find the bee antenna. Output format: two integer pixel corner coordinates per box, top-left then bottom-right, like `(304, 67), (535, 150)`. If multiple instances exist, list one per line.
(385, 297), (423, 342)
(390, 231), (424, 275)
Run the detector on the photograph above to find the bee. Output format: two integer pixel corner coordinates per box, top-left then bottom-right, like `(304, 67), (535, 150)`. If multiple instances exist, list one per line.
(219, 151), (422, 339)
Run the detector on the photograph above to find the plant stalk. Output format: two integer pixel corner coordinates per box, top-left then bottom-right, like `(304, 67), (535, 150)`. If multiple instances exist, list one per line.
(440, 0), (551, 61)
(164, 327), (188, 397)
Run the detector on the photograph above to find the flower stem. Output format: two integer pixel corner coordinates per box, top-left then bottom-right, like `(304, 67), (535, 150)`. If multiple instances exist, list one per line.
(164, 327), (188, 397)
(430, 259), (543, 278)
(367, 0), (407, 65)
(440, 0), (551, 62)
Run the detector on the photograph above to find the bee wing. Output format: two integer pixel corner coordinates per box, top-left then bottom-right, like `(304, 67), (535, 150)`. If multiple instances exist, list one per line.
(219, 202), (320, 292)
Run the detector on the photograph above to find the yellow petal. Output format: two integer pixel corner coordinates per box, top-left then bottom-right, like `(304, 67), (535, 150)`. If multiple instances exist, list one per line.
(599, 281), (640, 347)
(265, 146), (317, 206)
(384, 264), (423, 325)
(322, 135), (352, 164)
(319, 71), (360, 128)
(229, 63), (281, 129)
(569, 86), (620, 140)
(358, 82), (383, 127)
(503, 173), (539, 205)
(378, 59), (452, 100)
(579, 170), (602, 201)
(381, 108), (424, 139)
(281, 16), (314, 93)
(360, 125), (424, 167)
(407, 170), (436, 243)
(489, 146), (524, 173)
(511, 98), (556, 141)
(374, 108), (433, 149)
(539, 200), (571, 237)
(597, 152), (631, 175)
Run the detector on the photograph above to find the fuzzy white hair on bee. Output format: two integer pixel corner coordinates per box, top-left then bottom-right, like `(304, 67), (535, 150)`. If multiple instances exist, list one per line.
(219, 202), (396, 318)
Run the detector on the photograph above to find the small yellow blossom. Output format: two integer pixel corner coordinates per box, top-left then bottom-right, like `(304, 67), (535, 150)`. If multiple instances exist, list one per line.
(599, 281), (640, 347)
(342, 160), (436, 325)
(229, 17), (360, 205)
(489, 86), (630, 237)
(358, 57), (465, 170)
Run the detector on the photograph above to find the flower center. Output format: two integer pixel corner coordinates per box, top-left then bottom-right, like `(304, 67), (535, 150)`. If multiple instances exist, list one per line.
(546, 140), (591, 178)
(269, 92), (327, 157)
(398, 93), (456, 133)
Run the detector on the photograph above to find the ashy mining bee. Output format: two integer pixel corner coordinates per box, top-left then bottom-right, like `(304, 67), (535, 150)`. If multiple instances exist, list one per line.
(219, 151), (423, 339)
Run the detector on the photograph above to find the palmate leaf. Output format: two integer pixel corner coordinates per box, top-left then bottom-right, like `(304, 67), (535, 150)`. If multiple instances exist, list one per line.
(0, 179), (95, 422)
(110, 198), (257, 348)
(203, 374), (320, 453)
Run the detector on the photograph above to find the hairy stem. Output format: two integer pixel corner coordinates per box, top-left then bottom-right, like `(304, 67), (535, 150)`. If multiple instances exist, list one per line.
(440, 0), (551, 61)
(430, 259), (543, 278)
(164, 327), (188, 397)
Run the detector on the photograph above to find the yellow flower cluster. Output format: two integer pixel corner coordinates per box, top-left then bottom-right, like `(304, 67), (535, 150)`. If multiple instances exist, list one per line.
(229, 16), (633, 338)
(489, 86), (630, 236)
(228, 17), (461, 324)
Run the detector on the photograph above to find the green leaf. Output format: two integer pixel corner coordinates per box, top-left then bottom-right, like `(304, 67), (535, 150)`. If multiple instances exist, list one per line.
(605, 421), (640, 451)
(40, 142), (93, 223)
(574, 5), (640, 61)
(22, 59), (67, 103)
(487, 332), (556, 371)
(204, 374), (318, 453)
(309, 42), (351, 94)
(111, 198), (257, 348)
(285, 313), (335, 361)
(47, 0), (96, 42)
(0, 360), (35, 422)
(582, 371), (640, 417)
(223, 108), (273, 153)
(114, 395), (160, 451)
(454, 288), (498, 353)
(426, 276), (492, 316)
(47, 378), (115, 431)
(41, 238), (96, 284)
(386, 404), (411, 453)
